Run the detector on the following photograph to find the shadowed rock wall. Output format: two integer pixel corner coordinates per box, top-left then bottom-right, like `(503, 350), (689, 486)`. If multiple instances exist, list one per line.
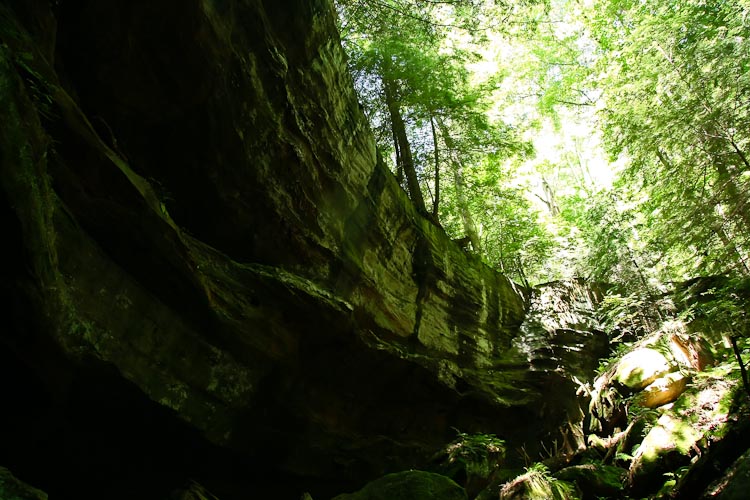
(0, 0), (606, 497)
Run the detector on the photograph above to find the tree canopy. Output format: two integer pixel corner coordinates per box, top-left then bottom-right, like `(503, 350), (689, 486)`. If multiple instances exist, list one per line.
(336, 0), (750, 290)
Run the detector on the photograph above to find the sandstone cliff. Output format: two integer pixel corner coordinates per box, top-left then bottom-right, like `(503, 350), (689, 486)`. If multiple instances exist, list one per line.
(0, 1), (606, 497)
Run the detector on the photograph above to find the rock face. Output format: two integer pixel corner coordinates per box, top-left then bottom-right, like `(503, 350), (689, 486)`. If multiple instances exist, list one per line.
(0, 0), (607, 497)
(703, 448), (750, 500)
(517, 280), (608, 384)
(0, 467), (47, 500)
(515, 280), (609, 449)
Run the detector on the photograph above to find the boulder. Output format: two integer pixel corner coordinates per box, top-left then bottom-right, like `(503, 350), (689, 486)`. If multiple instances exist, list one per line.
(629, 367), (744, 498)
(637, 372), (689, 408)
(626, 370), (737, 498)
(630, 413), (701, 482)
(331, 471), (467, 500)
(614, 348), (672, 390)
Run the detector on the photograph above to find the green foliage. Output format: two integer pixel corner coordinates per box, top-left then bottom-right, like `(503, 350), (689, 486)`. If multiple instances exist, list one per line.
(597, 292), (653, 339)
(684, 277), (750, 395)
(337, 0), (554, 283)
(507, 463), (579, 500)
(694, 278), (750, 334)
(594, 340), (632, 377)
(339, 0), (750, 290)
(437, 152), (552, 284)
(581, 0), (750, 283)
(441, 430), (507, 479)
(525, 462), (550, 474)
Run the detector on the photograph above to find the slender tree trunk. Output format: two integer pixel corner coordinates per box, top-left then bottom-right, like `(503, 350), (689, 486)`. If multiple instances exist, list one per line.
(437, 118), (482, 254)
(430, 115), (440, 220)
(453, 164), (481, 253)
(730, 334), (750, 400)
(383, 75), (427, 213)
(627, 248), (664, 323)
(729, 136), (750, 172)
(541, 176), (560, 216)
(391, 124), (403, 186)
(515, 255), (530, 289)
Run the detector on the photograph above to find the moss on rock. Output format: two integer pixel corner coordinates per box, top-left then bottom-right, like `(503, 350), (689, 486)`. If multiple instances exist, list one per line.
(331, 471), (467, 500)
(554, 463), (625, 499)
(614, 348), (673, 390)
(627, 365), (740, 496)
(0, 467), (47, 500)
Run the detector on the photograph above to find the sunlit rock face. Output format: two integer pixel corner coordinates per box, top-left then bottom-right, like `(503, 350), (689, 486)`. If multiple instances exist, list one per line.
(517, 280), (608, 380)
(511, 280), (610, 449)
(0, 0), (610, 496)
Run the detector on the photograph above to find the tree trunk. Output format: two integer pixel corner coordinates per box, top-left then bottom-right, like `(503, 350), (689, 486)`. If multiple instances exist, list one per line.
(541, 176), (560, 216)
(391, 123), (404, 186)
(430, 114), (440, 220)
(437, 118), (482, 254)
(383, 75), (427, 213)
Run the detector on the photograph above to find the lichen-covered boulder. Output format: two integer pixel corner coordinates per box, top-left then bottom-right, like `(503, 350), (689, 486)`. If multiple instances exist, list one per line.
(614, 348), (672, 390)
(331, 471), (467, 500)
(636, 372), (689, 409)
(0, 467), (47, 500)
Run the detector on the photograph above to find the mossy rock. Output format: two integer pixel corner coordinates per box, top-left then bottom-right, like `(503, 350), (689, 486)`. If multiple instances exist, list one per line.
(635, 372), (689, 409)
(632, 413), (701, 470)
(0, 467), (47, 500)
(331, 471), (467, 500)
(555, 463), (625, 499)
(614, 348), (672, 390)
(628, 369), (738, 497)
